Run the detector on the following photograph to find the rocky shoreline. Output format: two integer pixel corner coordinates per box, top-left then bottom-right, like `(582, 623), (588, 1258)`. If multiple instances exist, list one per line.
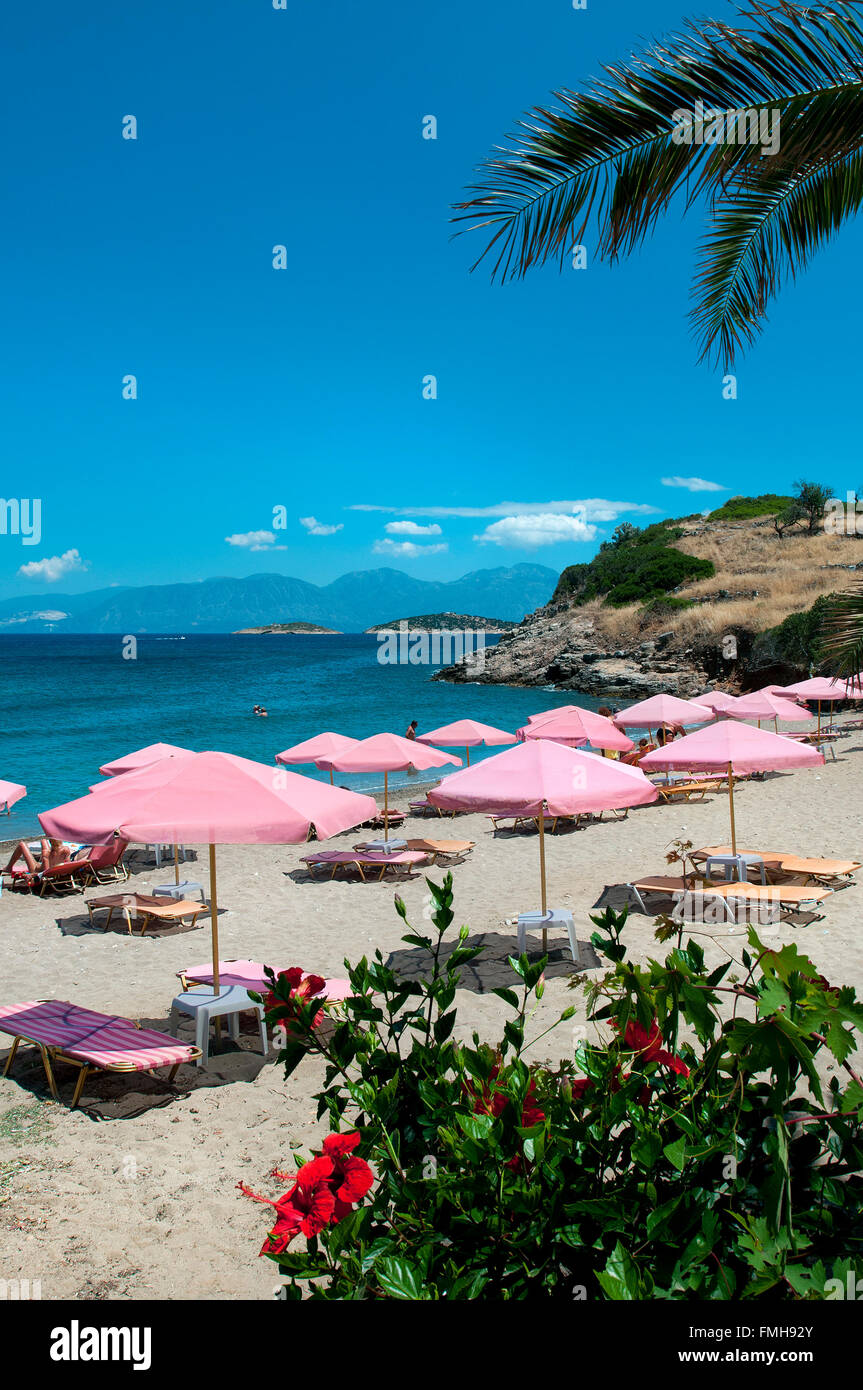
(432, 603), (774, 700)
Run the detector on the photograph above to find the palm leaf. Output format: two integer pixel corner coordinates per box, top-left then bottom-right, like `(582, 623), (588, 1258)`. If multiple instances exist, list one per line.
(691, 144), (863, 363)
(454, 0), (863, 365)
(821, 581), (863, 679)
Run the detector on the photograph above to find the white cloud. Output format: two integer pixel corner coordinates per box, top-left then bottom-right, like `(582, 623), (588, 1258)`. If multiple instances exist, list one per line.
(299, 516), (344, 537)
(225, 530), (287, 552)
(372, 538), (449, 559)
(17, 549), (87, 583)
(384, 520), (443, 537)
(350, 498), (657, 521)
(660, 476), (726, 493)
(474, 513), (598, 548)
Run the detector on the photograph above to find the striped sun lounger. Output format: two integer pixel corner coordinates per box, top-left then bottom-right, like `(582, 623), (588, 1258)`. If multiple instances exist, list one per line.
(0, 999), (202, 1108)
(178, 960), (353, 1000)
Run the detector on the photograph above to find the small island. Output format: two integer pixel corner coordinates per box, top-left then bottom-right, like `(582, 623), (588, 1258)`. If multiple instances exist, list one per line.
(233, 622), (342, 634)
(364, 612), (517, 634)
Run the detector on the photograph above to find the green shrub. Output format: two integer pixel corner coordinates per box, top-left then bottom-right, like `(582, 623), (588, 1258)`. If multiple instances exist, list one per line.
(247, 875), (863, 1300)
(707, 494), (793, 521)
(751, 594), (836, 672)
(554, 525), (713, 608)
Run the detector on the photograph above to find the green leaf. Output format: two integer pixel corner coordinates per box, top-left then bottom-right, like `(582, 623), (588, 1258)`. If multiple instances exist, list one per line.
(663, 1137), (687, 1172)
(455, 1111), (496, 1141)
(374, 1257), (425, 1300)
(596, 1242), (642, 1300)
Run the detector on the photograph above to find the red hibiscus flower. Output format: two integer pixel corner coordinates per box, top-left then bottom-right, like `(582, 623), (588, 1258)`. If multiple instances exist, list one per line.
(241, 1131), (373, 1257)
(239, 1155), (337, 1254)
(321, 1132), (374, 1218)
(265, 969), (327, 1040)
(621, 1018), (690, 1078)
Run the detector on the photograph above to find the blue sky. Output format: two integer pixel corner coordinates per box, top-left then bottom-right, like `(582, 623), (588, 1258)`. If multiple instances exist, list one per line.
(1, 0), (858, 600)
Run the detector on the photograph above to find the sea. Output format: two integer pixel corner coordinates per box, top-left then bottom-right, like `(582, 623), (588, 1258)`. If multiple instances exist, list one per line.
(0, 634), (606, 840)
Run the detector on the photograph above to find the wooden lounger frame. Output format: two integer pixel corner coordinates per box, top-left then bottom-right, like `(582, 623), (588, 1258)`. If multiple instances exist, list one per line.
(304, 855), (421, 882)
(86, 896), (204, 936)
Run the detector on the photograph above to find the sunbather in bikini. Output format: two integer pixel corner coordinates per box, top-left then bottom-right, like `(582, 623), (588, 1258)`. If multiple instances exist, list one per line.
(3, 837), (71, 875)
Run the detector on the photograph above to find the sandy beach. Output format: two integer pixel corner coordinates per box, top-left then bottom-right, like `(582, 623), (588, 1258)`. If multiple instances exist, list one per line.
(2, 721), (862, 1300)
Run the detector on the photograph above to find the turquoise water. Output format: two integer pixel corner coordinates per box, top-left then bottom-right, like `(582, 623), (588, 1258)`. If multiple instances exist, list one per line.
(0, 634), (603, 839)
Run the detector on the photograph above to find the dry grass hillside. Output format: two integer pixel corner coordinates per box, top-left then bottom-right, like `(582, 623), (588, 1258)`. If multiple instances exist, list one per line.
(593, 515), (862, 650)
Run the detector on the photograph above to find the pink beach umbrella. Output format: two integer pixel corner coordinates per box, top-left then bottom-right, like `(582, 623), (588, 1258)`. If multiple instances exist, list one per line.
(760, 684), (804, 700)
(428, 740), (657, 941)
(776, 677), (849, 736)
(519, 707), (634, 754)
(275, 732), (360, 785)
(98, 742), (195, 778)
(323, 733), (461, 839)
(613, 694), (714, 739)
(0, 780), (26, 815)
(724, 691), (811, 731)
(640, 720), (824, 854)
(40, 751), (378, 993)
(695, 690), (739, 715)
(416, 719), (516, 767)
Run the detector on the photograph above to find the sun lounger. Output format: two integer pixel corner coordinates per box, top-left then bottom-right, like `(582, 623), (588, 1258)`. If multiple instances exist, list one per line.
(487, 810), (589, 833)
(86, 893), (205, 936)
(301, 849), (427, 880)
(2, 840), (130, 896)
(363, 810), (407, 830)
(651, 780), (727, 803)
(0, 999), (201, 1108)
(627, 874), (833, 922)
(77, 839), (130, 883)
(404, 838), (475, 864)
(408, 799), (457, 818)
(178, 960), (353, 998)
(692, 846), (860, 887)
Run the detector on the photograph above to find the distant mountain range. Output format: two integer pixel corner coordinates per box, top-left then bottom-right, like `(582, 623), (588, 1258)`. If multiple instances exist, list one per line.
(0, 565), (557, 634)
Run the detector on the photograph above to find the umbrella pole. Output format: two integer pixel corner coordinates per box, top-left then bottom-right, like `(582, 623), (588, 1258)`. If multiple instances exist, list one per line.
(727, 761), (737, 856)
(466, 745), (470, 767)
(817, 700), (822, 739)
(538, 803), (548, 950)
(329, 769), (333, 786)
(174, 843), (179, 886)
(209, 843), (221, 996)
(384, 770), (389, 842)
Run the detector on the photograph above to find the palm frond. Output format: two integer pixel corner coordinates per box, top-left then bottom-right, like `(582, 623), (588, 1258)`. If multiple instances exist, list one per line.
(454, 1), (863, 363)
(820, 579), (863, 677)
(691, 144), (863, 363)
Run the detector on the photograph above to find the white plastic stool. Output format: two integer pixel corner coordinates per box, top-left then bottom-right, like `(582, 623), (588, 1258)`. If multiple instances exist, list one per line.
(153, 880), (206, 902)
(704, 853), (766, 885)
(517, 908), (579, 962)
(169, 985), (268, 1067)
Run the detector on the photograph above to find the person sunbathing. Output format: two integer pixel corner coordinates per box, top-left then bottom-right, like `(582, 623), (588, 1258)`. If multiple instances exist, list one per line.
(622, 738), (651, 766)
(4, 837), (71, 875)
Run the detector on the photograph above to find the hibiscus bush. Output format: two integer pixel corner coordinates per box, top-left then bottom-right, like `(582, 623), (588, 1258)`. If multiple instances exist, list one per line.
(244, 875), (863, 1299)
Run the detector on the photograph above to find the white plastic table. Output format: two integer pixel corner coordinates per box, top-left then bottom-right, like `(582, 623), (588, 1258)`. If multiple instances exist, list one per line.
(153, 880), (206, 902)
(169, 985), (267, 1068)
(517, 908), (579, 962)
